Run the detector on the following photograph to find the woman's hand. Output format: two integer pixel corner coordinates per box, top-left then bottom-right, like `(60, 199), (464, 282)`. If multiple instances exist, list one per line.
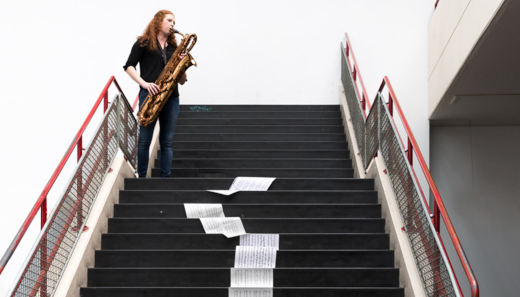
(179, 73), (187, 85)
(141, 82), (160, 95)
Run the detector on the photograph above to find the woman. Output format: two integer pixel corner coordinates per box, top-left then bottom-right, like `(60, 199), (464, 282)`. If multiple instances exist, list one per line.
(123, 10), (186, 177)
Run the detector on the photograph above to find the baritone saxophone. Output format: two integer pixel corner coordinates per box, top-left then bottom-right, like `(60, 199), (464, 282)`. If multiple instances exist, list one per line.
(137, 29), (197, 127)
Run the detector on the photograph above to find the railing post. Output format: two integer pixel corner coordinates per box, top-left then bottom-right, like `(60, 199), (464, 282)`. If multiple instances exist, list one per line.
(76, 166), (84, 230)
(433, 203), (441, 233)
(40, 197), (48, 297)
(103, 97), (110, 170)
(407, 138), (413, 165)
(76, 135), (84, 230)
(40, 198), (47, 229)
(76, 134), (84, 229)
(40, 236), (47, 297)
(77, 136), (83, 162)
(103, 91), (109, 113)
(387, 94), (394, 116)
(123, 99), (129, 151)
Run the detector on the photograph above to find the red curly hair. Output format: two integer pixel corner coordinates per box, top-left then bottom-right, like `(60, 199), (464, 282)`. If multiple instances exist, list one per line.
(138, 9), (177, 51)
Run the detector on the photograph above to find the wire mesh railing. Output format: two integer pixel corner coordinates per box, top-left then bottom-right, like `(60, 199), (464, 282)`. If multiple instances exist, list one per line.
(340, 36), (478, 297)
(340, 44), (366, 163)
(371, 95), (457, 296)
(7, 93), (137, 297)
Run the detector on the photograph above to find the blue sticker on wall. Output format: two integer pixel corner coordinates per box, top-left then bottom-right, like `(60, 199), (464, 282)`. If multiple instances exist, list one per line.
(189, 106), (213, 112)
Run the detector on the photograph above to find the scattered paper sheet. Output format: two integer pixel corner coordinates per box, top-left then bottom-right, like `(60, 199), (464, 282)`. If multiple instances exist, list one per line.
(234, 246), (277, 268)
(230, 177), (276, 191)
(207, 189), (239, 196)
(230, 268), (274, 288)
(207, 176), (276, 196)
(184, 203), (225, 218)
(239, 234), (279, 250)
(200, 217), (246, 238)
(228, 288), (273, 297)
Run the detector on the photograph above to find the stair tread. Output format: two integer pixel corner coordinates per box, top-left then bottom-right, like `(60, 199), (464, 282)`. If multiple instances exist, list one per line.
(87, 267), (399, 286)
(94, 249), (395, 267)
(167, 149), (349, 151)
(81, 286), (402, 291)
(116, 203), (378, 205)
(176, 124), (343, 128)
(128, 177), (366, 180)
(97, 249), (391, 251)
(90, 267), (398, 270)
(121, 189), (376, 192)
(173, 132), (345, 135)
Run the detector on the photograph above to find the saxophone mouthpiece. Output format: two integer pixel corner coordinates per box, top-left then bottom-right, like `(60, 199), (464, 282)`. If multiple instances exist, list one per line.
(170, 28), (185, 37)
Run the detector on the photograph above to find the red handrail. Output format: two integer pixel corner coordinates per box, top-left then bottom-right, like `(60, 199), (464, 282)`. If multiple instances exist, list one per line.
(0, 76), (132, 276)
(344, 32), (479, 296)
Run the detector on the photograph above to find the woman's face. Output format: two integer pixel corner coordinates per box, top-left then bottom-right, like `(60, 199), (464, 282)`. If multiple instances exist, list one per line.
(160, 14), (175, 36)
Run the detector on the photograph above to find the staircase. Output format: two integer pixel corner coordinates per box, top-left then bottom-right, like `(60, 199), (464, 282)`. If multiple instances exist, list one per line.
(80, 105), (404, 297)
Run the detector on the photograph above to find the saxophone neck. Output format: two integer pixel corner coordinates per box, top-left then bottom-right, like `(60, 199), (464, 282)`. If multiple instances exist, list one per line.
(170, 28), (185, 38)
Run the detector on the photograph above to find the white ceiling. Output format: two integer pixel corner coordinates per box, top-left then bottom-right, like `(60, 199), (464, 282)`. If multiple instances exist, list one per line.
(430, 0), (520, 125)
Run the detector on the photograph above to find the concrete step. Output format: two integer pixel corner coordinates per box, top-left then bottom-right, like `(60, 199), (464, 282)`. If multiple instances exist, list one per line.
(119, 190), (378, 204)
(124, 178), (373, 191)
(179, 105), (340, 112)
(101, 233), (390, 250)
(176, 118), (343, 125)
(177, 111), (341, 118)
(81, 287), (404, 297)
(163, 149), (350, 159)
(155, 168), (354, 178)
(173, 133), (346, 141)
(175, 125), (345, 133)
(172, 141), (347, 150)
(94, 250), (394, 268)
(156, 158), (352, 169)
(114, 203), (381, 218)
(107, 218), (386, 233)
(87, 267), (399, 287)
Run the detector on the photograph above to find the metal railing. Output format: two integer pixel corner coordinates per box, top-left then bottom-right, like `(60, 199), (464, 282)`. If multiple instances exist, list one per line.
(341, 33), (478, 297)
(0, 76), (138, 297)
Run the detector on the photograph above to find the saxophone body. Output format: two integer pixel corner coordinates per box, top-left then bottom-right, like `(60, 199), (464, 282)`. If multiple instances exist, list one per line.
(137, 30), (197, 127)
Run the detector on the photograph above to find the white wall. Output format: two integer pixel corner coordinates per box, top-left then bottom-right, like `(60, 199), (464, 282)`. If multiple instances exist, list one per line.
(0, 0), (433, 294)
(431, 125), (520, 297)
(428, 0), (505, 116)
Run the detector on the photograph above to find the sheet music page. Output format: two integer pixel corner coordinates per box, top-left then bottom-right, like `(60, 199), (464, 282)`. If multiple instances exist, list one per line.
(230, 177), (276, 191)
(199, 217), (246, 238)
(184, 203), (224, 218)
(207, 177), (276, 195)
(206, 189), (239, 196)
(230, 268), (274, 287)
(221, 217), (247, 238)
(239, 234), (279, 250)
(199, 217), (223, 234)
(228, 288), (273, 297)
(234, 246), (277, 268)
